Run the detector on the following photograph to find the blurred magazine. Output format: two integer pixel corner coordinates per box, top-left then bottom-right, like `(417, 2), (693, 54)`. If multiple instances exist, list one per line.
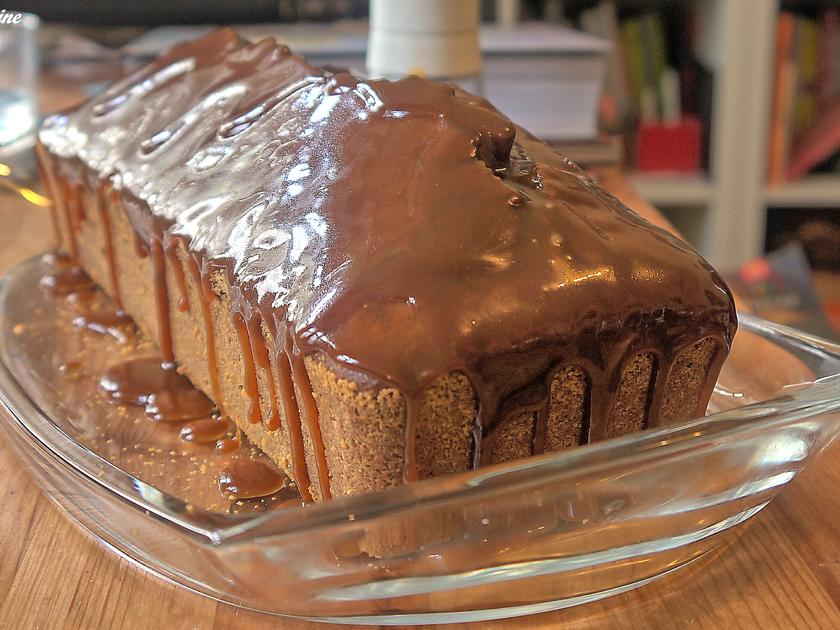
(725, 243), (838, 340)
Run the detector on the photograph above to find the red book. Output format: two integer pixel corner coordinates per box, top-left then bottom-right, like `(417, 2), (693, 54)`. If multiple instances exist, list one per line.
(635, 117), (702, 173)
(786, 97), (840, 180)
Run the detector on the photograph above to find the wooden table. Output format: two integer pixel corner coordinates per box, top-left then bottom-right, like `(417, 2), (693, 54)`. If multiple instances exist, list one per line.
(2, 78), (840, 630)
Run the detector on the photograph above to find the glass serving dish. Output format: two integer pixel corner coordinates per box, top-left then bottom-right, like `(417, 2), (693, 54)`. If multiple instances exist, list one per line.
(2, 255), (840, 626)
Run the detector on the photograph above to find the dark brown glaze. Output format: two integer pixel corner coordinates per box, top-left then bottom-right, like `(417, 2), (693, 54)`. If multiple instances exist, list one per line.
(39, 29), (737, 497)
(218, 460), (287, 500)
(18, 258), (302, 515)
(100, 357), (215, 423)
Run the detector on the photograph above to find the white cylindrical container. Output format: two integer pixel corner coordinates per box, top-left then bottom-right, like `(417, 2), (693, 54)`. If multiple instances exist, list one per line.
(366, 0), (481, 81)
(0, 12), (39, 146)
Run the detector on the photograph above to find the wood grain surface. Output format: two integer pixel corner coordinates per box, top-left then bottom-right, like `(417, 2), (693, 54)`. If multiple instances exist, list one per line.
(1, 75), (840, 630)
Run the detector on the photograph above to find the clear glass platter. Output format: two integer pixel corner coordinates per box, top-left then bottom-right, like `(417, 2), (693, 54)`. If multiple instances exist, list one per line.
(2, 254), (840, 625)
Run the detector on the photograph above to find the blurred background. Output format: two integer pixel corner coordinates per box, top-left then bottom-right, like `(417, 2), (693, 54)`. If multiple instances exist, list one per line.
(2, 0), (839, 336)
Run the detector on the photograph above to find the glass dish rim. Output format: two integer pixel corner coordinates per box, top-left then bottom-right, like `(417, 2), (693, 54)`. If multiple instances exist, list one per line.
(3, 258), (840, 548)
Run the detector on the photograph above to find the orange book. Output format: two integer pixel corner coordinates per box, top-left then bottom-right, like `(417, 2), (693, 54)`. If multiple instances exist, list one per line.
(767, 13), (797, 185)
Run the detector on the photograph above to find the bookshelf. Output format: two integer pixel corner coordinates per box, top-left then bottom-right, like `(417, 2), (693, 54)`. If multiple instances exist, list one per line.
(765, 174), (840, 207)
(615, 0), (839, 269)
(611, 0), (775, 269)
(629, 174), (712, 207)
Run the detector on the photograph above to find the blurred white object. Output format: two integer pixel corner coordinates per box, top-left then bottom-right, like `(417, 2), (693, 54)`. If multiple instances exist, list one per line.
(660, 67), (681, 124)
(127, 18), (609, 142)
(366, 0), (481, 80)
(0, 12), (38, 147)
(482, 24), (610, 141)
(495, 0), (520, 27)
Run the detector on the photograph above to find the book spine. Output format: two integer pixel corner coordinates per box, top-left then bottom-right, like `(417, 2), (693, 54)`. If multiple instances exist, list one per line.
(767, 13), (796, 185)
(639, 13), (666, 119)
(793, 17), (819, 138)
(580, 0), (629, 130)
(786, 98), (840, 181)
(817, 8), (839, 111)
(621, 18), (645, 114)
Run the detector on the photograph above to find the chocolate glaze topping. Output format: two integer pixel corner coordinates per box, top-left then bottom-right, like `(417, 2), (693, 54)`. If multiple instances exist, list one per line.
(39, 29), (736, 498)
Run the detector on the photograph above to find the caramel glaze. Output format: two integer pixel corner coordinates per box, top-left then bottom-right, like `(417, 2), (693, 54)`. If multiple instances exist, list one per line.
(39, 253), (95, 295)
(180, 417), (231, 444)
(244, 311), (282, 431)
(34, 144), (63, 249)
(65, 287), (96, 305)
(95, 184), (123, 308)
(38, 29), (737, 500)
(149, 238), (175, 364)
(100, 357), (215, 422)
(219, 460), (287, 500)
(166, 241), (191, 313)
(72, 305), (133, 344)
(216, 429), (242, 453)
(145, 386), (216, 423)
(185, 253), (225, 415)
(58, 360), (83, 380)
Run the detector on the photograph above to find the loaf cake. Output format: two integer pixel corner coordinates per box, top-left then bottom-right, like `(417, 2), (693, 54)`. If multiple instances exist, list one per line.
(37, 29), (737, 502)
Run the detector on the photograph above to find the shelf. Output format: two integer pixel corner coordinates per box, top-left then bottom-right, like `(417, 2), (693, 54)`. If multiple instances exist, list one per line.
(765, 175), (840, 208)
(628, 174), (713, 207)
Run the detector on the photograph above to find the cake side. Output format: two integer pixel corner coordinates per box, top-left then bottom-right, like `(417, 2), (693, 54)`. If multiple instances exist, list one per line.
(37, 149), (724, 499)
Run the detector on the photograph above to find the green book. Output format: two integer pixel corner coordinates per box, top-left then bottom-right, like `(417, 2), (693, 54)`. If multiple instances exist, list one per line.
(621, 18), (645, 114)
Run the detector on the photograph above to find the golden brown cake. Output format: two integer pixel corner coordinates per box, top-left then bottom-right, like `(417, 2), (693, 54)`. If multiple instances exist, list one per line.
(37, 29), (737, 502)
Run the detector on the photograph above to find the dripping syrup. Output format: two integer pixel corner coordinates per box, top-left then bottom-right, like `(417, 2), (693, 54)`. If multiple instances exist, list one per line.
(215, 429), (241, 453)
(40, 261), (95, 296)
(218, 460), (287, 500)
(100, 357), (215, 423)
(58, 360), (83, 380)
(180, 417), (231, 444)
(72, 306), (134, 343)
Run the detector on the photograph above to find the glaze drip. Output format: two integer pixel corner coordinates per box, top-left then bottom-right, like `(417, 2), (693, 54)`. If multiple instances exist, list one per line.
(219, 460), (287, 500)
(39, 255), (95, 296)
(180, 418), (231, 444)
(100, 357), (215, 423)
